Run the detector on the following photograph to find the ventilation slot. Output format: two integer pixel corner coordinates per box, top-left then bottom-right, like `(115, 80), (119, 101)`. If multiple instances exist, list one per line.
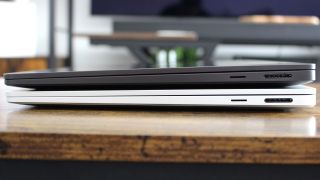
(264, 74), (292, 79)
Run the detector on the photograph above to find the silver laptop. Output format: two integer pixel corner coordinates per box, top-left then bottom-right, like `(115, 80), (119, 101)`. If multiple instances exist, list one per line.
(7, 86), (316, 108)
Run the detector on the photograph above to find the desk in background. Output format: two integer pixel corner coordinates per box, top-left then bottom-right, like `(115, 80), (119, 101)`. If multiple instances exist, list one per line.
(82, 32), (215, 68)
(1, 81), (320, 179)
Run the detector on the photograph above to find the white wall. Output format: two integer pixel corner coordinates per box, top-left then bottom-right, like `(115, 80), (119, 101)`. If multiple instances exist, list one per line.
(32, 0), (68, 57)
(0, 1), (37, 57)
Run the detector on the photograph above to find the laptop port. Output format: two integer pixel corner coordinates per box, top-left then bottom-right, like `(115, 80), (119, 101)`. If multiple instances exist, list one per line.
(230, 76), (246, 79)
(231, 99), (247, 102)
(264, 98), (293, 103)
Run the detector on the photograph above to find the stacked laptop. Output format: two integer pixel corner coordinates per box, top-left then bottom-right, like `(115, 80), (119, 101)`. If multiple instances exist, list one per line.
(4, 60), (317, 108)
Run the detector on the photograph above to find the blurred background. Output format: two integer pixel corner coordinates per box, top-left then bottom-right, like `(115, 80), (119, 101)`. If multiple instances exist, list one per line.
(1, 0), (320, 79)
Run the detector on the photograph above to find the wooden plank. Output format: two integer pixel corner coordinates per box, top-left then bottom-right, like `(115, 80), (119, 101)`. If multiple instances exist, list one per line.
(0, 58), (47, 76)
(1, 133), (320, 164)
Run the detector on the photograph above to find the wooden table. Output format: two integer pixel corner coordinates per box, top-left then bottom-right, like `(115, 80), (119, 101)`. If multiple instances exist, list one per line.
(1, 80), (320, 179)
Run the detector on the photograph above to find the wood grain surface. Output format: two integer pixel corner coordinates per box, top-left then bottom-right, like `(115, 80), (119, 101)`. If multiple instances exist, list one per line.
(0, 80), (320, 164)
(0, 58), (47, 76)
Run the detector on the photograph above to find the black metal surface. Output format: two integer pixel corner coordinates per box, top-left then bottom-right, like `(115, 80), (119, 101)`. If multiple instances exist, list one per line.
(66, 0), (73, 69)
(1, 160), (320, 180)
(48, 0), (56, 69)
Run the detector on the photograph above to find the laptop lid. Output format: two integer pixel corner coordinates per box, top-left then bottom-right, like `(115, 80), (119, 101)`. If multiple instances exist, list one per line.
(4, 60), (315, 89)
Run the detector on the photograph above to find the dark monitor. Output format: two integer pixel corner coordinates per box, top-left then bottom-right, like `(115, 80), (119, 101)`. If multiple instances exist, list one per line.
(92, 0), (320, 18)
(90, 0), (320, 46)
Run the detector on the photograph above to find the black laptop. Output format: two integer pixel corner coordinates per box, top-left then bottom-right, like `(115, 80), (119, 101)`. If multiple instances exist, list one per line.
(4, 61), (316, 90)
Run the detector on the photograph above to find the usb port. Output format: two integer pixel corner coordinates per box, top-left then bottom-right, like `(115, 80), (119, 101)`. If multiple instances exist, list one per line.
(230, 76), (246, 79)
(264, 98), (293, 103)
(231, 99), (247, 102)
